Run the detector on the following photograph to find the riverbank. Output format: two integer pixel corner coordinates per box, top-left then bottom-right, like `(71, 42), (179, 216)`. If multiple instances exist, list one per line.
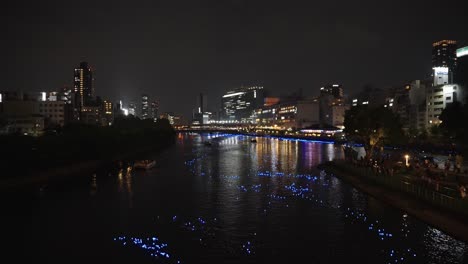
(0, 142), (172, 191)
(319, 160), (468, 242)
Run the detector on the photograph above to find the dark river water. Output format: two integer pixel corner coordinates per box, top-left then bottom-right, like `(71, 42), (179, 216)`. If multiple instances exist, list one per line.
(3, 133), (468, 263)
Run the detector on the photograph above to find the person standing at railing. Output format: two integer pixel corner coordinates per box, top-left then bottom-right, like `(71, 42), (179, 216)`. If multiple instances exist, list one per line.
(455, 154), (463, 174)
(459, 183), (466, 199)
(444, 159), (451, 179)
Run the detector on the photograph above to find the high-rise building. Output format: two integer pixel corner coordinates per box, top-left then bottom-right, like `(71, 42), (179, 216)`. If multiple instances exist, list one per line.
(432, 40), (458, 70)
(221, 86), (264, 122)
(74, 62), (94, 108)
(192, 93), (208, 125)
(141, 94), (149, 119)
(151, 100), (159, 121)
(432, 40), (457, 85)
(319, 84), (347, 127)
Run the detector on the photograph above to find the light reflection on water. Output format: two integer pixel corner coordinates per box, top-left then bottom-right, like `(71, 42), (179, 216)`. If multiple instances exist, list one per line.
(5, 132), (467, 263)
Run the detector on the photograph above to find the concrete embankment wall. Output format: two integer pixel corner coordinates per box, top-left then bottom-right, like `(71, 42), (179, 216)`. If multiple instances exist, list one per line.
(320, 161), (468, 243)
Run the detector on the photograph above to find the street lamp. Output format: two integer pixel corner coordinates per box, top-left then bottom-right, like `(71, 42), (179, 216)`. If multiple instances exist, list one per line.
(405, 154), (410, 167)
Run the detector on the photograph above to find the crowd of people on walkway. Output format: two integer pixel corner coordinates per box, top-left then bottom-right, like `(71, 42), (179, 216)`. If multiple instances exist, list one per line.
(343, 145), (468, 199)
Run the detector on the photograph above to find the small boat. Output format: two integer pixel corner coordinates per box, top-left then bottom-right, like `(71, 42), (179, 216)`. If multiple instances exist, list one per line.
(250, 139), (257, 143)
(134, 160), (156, 169)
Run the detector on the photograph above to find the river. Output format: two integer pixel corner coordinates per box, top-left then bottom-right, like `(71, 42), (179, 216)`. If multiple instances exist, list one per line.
(3, 132), (467, 263)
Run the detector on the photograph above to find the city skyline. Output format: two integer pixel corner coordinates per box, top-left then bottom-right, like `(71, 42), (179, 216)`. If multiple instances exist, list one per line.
(3, 0), (468, 118)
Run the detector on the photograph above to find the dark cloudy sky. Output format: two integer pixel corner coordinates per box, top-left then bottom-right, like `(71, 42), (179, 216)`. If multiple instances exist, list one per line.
(2, 0), (467, 118)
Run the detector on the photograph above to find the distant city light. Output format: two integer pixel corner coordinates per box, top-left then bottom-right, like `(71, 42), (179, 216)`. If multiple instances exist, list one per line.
(41, 92), (46, 101)
(122, 108), (129, 116)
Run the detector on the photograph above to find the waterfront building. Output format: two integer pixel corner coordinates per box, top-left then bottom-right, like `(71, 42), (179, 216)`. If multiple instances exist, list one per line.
(221, 86), (264, 122)
(254, 97), (319, 129)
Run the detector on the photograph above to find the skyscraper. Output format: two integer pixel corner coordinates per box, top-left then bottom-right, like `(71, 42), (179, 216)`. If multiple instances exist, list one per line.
(432, 40), (458, 70)
(73, 62), (94, 108)
(432, 40), (457, 85)
(141, 94), (149, 119)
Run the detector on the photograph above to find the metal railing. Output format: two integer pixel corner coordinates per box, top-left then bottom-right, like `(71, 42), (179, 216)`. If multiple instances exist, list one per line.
(332, 162), (468, 217)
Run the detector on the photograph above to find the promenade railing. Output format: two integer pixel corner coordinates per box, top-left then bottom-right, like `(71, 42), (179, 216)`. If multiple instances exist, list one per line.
(330, 161), (468, 217)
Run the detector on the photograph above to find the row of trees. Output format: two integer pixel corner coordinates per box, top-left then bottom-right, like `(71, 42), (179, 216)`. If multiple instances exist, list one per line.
(438, 101), (468, 147)
(343, 101), (468, 159)
(0, 116), (176, 179)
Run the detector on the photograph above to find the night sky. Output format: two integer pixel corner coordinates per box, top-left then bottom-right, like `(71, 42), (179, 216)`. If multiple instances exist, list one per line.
(3, 0), (467, 118)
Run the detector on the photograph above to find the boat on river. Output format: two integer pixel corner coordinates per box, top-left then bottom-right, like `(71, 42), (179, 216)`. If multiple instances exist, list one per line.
(134, 160), (156, 169)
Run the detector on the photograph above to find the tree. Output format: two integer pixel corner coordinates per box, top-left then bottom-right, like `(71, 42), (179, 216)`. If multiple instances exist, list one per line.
(439, 101), (468, 146)
(344, 105), (406, 159)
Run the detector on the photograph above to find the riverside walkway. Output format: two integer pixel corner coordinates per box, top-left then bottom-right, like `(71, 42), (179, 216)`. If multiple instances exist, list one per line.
(320, 159), (468, 242)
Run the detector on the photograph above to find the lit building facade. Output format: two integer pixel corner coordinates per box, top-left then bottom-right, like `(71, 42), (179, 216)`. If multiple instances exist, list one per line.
(160, 112), (186, 126)
(74, 62), (94, 108)
(407, 80), (429, 132)
(426, 84), (465, 127)
(38, 101), (66, 126)
(319, 84), (347, 128)
(103, 100), (113, 126)
(432, 40), (457, 85)
(0, 91), (70, 131)
(221, 86), (264, 122)
(254, 98), (319, 129)
(320, 84), (343, 99)
(80, 106), (101, 126)
(141, 94), (149, 119)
